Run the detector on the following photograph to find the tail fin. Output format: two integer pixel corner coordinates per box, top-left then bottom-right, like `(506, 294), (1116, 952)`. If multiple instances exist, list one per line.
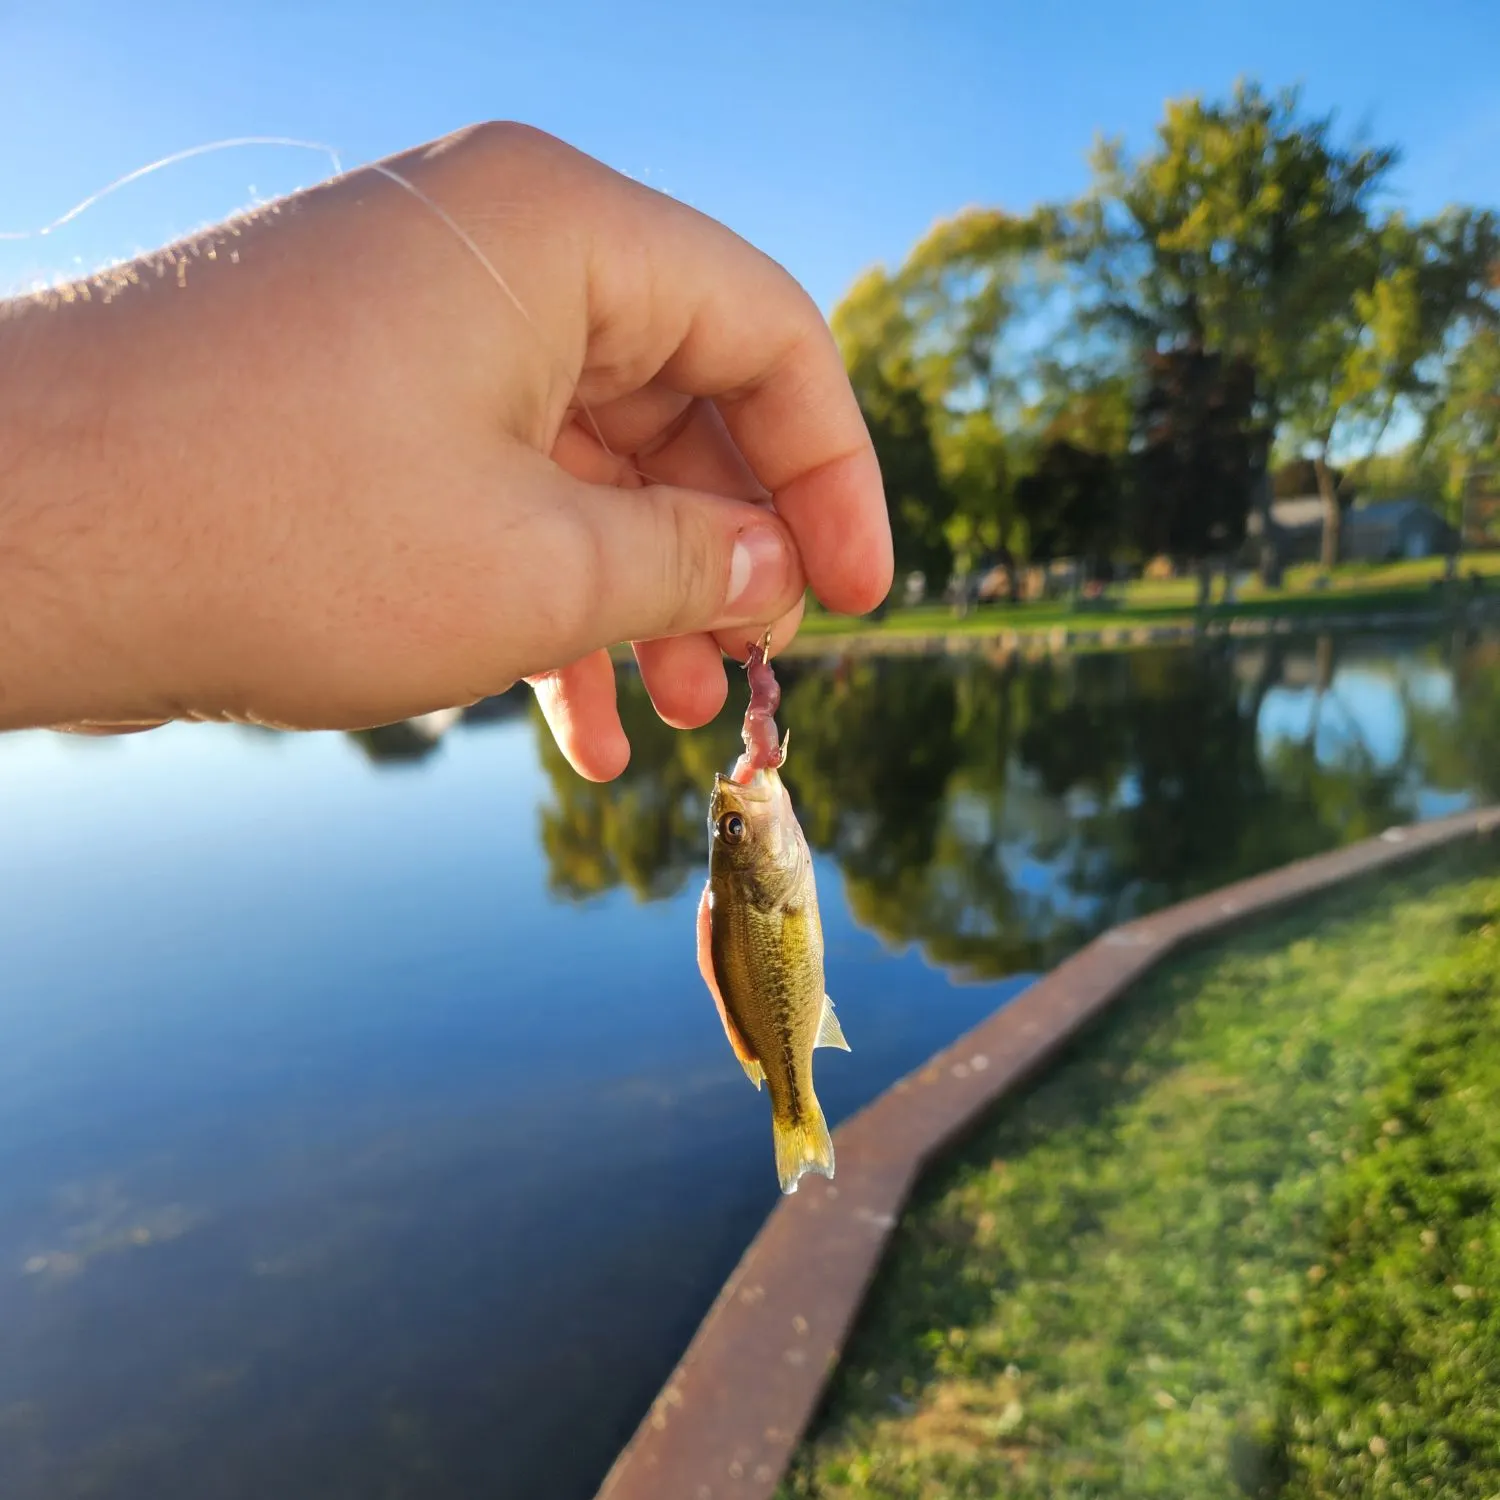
(772, 1099), (835, 1194)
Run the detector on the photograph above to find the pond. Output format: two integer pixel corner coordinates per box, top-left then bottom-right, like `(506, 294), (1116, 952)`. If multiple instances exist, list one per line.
(0, 626), (1497, 1500)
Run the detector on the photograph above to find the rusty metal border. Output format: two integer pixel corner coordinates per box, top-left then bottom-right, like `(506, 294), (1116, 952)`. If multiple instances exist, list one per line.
(596, 807), (1500, 1500)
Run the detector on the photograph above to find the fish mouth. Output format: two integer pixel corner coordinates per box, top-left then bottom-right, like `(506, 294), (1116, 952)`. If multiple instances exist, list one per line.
(709, 769), (776, 823)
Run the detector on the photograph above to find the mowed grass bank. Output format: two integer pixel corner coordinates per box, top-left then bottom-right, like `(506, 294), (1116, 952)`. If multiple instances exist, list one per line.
(780, 839), (1500, 1499)
(797, 553), (1500, 645)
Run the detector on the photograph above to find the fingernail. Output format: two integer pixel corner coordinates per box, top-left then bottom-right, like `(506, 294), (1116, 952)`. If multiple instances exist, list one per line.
(726, 524), (792, 614)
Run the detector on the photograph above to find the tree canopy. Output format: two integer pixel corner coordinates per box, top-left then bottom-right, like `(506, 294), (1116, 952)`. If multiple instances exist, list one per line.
(829, 78), (1500, 600)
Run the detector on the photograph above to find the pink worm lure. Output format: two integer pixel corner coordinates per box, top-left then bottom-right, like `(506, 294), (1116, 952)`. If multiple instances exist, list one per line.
(729, 629), (788, 784)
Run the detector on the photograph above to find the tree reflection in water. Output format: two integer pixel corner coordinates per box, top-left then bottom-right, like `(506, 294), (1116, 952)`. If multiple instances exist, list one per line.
(530, 632), (1500, 978)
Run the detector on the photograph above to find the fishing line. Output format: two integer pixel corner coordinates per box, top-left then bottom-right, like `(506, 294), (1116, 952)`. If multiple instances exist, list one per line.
(1, 134), (644, 477)
(0, 137), (345, 240)
(362, 158), (627, 466)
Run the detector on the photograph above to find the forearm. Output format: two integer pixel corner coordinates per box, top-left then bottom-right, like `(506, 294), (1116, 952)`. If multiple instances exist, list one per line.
(0, 287), (154, 730)
(0, 261), (287, 731)
(0, 176), (460, 732)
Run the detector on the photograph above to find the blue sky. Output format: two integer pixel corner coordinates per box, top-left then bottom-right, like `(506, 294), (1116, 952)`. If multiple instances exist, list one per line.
(3, 0), (1498, 312)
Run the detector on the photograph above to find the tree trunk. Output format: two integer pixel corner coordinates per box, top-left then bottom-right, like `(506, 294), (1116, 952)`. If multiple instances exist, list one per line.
(1196, 556), (1213, 610)
(1313, 448), (1342, 571)
(1251, 426), (1284, 589)
(1314, 633), (1336, 694)
(1250, 639), (1286, 723)
(998, 545), (1020, 607)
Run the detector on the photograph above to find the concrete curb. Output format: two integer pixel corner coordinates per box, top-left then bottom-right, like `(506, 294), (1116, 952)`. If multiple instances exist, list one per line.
(595, 806), (1500, 1500)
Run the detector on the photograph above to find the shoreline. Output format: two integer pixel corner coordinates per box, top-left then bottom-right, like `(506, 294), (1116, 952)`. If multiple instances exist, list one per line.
(598, 595), (1500, 669)
(594, 807), (1500, 1500)
(779, 602), (1490, 659)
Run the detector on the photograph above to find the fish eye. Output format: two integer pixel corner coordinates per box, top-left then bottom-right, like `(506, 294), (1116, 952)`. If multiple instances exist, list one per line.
(717, 811), (746, 846)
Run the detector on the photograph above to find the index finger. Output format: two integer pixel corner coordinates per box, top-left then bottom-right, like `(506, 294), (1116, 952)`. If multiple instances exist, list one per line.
(581, 169), (894, 617)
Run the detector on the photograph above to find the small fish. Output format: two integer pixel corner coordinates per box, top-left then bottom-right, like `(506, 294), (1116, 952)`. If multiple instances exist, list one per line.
(696, 630), (850, 1193)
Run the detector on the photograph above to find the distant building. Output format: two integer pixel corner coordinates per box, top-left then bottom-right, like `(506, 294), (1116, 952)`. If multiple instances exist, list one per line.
(1344, 499), (1459, 561)
(1248, 495), (1458, 564)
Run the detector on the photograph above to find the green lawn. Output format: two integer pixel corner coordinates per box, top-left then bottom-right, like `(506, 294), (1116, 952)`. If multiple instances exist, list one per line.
(796, 554), (1500, 645)
(779, 840), (1500, 1500)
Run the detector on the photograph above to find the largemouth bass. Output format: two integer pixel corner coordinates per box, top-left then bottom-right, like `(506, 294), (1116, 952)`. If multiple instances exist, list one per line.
(695, 631), (849, 1194)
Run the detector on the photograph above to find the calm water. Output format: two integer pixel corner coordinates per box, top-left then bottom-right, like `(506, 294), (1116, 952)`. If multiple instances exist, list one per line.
(1, 628), (1497, 1500)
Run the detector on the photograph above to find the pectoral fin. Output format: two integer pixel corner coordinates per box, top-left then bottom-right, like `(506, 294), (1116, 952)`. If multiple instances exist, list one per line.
(816, 993), (851, 1051)
(696, 882), (766, 1090)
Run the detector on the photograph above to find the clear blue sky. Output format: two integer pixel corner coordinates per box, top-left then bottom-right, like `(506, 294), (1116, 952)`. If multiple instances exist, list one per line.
(3, 0), (1498, 312)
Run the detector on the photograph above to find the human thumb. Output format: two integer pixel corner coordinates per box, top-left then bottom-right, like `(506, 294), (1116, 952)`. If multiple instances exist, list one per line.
(516, 458), (805, 668)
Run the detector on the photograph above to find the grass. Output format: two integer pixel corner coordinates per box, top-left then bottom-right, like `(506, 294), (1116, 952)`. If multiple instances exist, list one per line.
(797, 553), (1500, 645)
(778, 839), (1500, 1499)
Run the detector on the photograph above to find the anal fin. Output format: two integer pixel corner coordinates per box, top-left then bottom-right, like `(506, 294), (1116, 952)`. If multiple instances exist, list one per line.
(815, 993), (851, 1052)
(696, 882), (766, 1090)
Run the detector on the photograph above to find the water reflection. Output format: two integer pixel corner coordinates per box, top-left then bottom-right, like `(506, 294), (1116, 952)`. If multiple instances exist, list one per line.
(534, 681), (730, 902)
(350, 689), (531, 768)
(1404, 636), (1500, 804)
(0, 630), (1493, 1500)
(530, 630), (1495, 976)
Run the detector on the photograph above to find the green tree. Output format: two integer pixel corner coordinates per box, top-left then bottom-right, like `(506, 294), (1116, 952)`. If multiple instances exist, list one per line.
(1428, 323), (1500, 519)
(936, 409), (1010, 583)
(1027, 368), (1136, 459)
(895, 207), (1045, 420)
(1071, 80), (1400, 584)
(831, 208), (1061, 599)
(830, 268), (954, 596)
(1344, 441), (1446, 505)
(1130, 343), (1260, 600)
(1288, 207), (1500, 566)
(1013, 439), (1121, 588)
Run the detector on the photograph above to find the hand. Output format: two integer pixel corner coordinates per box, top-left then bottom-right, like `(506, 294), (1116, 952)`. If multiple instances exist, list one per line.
(0, 123), (891, 779)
